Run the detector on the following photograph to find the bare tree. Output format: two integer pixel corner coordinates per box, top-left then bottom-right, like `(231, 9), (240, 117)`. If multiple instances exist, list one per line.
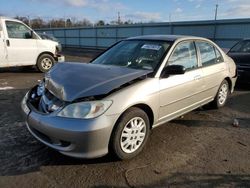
(96, 20), (105, 26)
(14, 16), (29, 26)
(49, 19), (66, 28)
(31, 18), (45, 28)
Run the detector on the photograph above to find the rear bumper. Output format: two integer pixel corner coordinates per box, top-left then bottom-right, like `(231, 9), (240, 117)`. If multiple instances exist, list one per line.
(22, 99), (119, 158)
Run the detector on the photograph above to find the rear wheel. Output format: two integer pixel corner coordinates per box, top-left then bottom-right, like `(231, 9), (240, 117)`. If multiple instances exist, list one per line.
(210, 80), (229, 108)
(37, 54), (55, 73)
(111, 107), (150, 160)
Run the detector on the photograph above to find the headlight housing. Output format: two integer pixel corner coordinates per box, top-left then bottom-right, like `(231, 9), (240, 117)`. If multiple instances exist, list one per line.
(21, 92), (30, 115)
(57, 100), (112, 119)
(37, 81), (45, 97)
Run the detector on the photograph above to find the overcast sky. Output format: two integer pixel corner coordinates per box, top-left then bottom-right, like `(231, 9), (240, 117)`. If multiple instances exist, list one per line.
(1, 0), (250, 22)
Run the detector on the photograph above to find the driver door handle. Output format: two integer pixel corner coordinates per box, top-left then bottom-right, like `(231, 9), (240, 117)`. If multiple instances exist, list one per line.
(194, 75), (201, 80)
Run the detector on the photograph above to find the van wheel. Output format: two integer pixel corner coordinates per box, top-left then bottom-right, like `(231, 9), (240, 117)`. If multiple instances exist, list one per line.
(210, 80), (229, 109)
(111, 107), (150, 160)
(37, 54), (55, 73)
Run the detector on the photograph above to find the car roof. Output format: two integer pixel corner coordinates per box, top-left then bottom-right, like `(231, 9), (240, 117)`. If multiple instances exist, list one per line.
(127, 35), (205, 42)
(0, 16), (25, 23)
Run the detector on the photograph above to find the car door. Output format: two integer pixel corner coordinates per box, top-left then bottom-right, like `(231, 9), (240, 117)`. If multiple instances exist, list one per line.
(158, 41), (206, 123)
(196, 41), (227, 99)
(4, 20), (38, 66)
(0, 22), (7, 67)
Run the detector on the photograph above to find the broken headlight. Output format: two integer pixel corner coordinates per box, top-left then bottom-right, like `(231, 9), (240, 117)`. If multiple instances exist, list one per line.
(37, 81), (45, 96)
(57, 100), (112, 119)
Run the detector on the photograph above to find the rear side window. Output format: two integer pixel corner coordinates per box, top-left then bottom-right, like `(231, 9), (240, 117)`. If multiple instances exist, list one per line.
(5, 21), (31, 39)
(196, 42), (217, 66)
(215, 48), (224, 63)
(168, 41), (198, 71)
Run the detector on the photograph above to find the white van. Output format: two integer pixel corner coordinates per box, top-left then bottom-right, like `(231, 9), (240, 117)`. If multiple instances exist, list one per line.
(0, 17), (64, 72)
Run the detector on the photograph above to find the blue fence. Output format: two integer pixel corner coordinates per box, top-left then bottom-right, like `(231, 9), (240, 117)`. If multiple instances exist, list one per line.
(36, 18), (250, 49)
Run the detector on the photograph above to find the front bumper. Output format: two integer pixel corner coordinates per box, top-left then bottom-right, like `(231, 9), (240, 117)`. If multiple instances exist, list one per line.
(55, 54), (65, 63)
(22, 99), (119, 158)
(231, 75), (237, 93)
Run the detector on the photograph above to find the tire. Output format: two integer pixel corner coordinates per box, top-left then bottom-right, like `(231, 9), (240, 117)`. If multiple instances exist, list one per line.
(210, 80), (229, 109)
(37, 54), (55, 73)
(111, 107), (150, 160)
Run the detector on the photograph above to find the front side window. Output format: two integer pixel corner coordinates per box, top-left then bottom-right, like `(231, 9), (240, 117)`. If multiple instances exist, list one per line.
(196, 42), (217, 66)
(6, 21), (32, 39)
(167, 41), (198, 71)
(230, 40), (250, 53)
(92, 40), (171, 71)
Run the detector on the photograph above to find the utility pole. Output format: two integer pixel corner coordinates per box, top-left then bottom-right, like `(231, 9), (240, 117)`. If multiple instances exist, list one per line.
(214, 4), (218, 21)
(169, 13), (173, 35)
(27, 15), (31, 27)
(214, 3), (219, 41)
(118, 12), (121, 25)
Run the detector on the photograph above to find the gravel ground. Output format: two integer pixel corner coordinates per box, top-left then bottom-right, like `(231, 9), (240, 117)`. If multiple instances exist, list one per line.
(0, 49), (249, 188)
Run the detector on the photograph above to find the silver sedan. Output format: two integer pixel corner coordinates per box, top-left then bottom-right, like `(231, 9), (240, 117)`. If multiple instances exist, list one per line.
(21, 35), (237, 160)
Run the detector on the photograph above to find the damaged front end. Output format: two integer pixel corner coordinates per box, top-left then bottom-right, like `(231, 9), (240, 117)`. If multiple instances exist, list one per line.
(27, 72), (149, 118)
(27, 62), (153, 117)
(27, 83), (113, 119)
(27, 82), (65, 115)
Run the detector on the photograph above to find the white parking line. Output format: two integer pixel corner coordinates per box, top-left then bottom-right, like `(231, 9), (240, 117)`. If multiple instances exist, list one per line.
(0, 86), (14, 90)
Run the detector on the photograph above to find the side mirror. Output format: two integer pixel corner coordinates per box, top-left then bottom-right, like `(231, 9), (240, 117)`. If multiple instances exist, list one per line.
(161, 65), (186, 78)
(25, 31), (33, 39)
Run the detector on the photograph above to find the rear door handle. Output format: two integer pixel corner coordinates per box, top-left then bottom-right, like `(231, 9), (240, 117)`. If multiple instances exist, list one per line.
(6, 39), (10, 47)
(194, 75), (201, 80)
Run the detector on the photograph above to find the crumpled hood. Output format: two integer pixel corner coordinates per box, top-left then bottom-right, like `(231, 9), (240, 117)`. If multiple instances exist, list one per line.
(45, 62), (152, 102)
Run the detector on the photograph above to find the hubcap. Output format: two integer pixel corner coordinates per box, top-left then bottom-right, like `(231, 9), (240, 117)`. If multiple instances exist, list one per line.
(120, 117), (146, 154)
(41, 58), (52, 70)
(218, 83), (228, 105)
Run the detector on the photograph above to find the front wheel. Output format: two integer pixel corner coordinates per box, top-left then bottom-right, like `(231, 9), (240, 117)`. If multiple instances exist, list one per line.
(37, 54), (55, 73)
(210, 80), (229, 109)
(111, 107), (150, 160)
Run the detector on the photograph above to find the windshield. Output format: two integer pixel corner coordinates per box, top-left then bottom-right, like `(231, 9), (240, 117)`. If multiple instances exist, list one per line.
(230, 40), (250, 53)
(92, 40), (171, 70)
(39, 33), (59, 42)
